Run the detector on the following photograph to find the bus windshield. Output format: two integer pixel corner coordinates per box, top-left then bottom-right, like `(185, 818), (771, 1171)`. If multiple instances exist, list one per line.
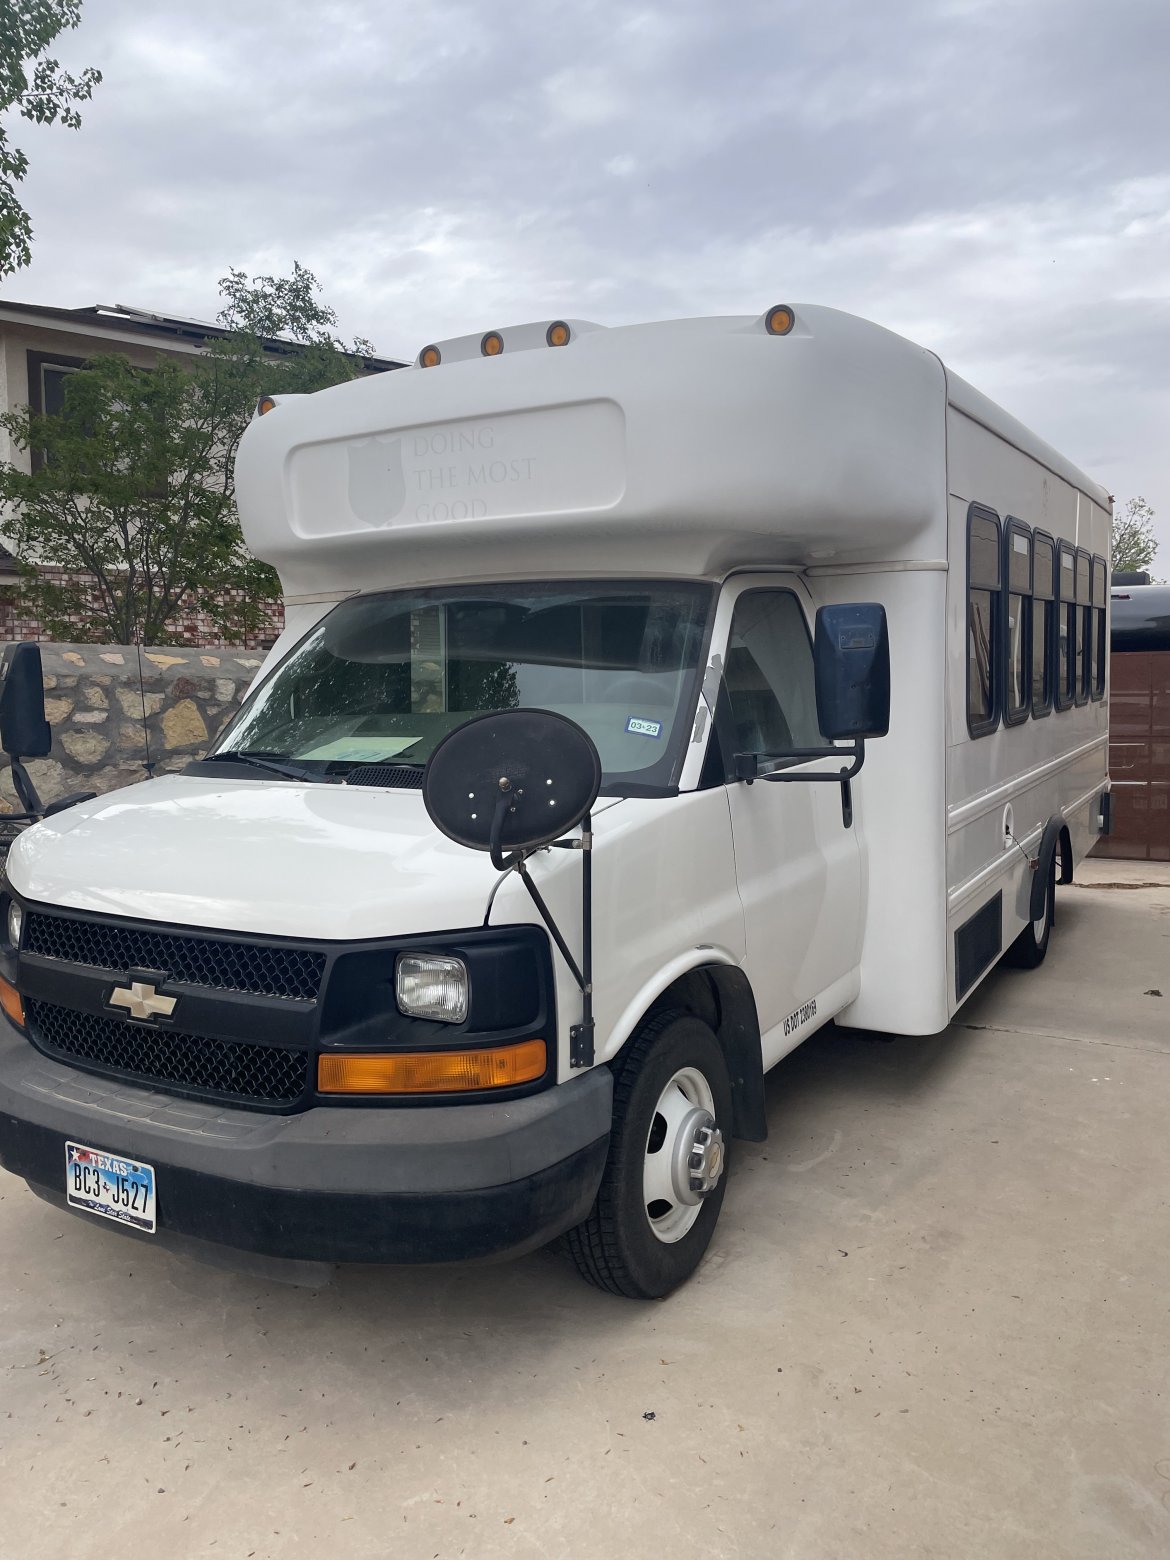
(212, 581), (714, 793)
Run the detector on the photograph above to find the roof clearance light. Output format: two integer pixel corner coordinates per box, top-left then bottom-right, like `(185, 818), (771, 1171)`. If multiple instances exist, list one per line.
(419, 345), (442, 368)
(480, 331), (504, 357)
(256, 395), (277, 416)
(765, 305), (795, 336)
(546, 320), (571, 347)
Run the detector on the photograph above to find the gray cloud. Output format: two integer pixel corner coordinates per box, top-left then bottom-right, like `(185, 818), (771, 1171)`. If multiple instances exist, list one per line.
(10, 0), (1170, 554)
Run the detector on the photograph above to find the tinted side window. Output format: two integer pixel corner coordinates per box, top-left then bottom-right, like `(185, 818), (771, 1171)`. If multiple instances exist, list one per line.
(724, 590), (821, 763)
(1004, 521), (1031, 725)
(1056, 544), (1076, 710)
(1032, 532), (1055, 715)
(1091, 557), (1107, 699)
(968, 507), (1001, 736)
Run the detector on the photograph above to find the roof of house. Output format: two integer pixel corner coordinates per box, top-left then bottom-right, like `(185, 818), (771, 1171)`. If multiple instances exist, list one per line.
(0, 298), (406, 373)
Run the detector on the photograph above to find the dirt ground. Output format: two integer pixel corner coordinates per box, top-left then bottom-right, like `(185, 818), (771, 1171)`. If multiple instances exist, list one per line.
(2, 858), (1168, 1559)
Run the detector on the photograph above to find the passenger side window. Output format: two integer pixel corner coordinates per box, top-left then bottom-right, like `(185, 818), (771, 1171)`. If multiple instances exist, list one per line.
(1091, 557), (1107, 699)
(1056, 544), (1076, 710)
(1003, 520), (1031, 726)
(968, 506), (1001, 736)
(1075, 550), (1091, 704)
(1031, 532), (1055, 716)
(723, 590), (821, 764)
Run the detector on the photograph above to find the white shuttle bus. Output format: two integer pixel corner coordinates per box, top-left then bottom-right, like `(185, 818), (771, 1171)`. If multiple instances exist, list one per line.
(0, 305), (1111, 1297)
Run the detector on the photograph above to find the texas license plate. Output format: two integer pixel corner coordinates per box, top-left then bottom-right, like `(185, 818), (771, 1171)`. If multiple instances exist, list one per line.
(65, 1141), (156, 1233)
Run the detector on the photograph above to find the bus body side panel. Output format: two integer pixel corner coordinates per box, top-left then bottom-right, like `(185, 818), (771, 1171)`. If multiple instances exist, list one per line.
(820, 568), (951, 1036)
(942, 405), (1110, 1014)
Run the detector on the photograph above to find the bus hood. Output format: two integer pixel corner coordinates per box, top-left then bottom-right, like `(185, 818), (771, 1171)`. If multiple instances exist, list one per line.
(4, 774), (597, 941)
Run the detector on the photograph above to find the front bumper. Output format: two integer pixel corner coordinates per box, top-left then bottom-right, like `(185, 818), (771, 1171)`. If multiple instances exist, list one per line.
(0, 1016), (612, 1263)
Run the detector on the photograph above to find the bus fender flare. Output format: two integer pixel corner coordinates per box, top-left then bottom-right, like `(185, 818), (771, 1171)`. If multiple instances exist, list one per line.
(1031, 817), (1069, 922)
(605, 954), (768, 1143)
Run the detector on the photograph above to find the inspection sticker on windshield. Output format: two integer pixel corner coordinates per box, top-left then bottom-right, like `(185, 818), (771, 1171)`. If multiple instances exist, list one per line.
(66, 1141), (156, 1234)
(625, 716), (662, 738)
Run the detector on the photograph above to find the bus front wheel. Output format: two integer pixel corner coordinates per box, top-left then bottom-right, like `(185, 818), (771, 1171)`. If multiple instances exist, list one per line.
(563, 1012), (732, 1299)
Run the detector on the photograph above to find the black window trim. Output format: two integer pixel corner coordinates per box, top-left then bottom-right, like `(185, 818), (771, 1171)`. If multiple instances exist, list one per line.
(1090, 554), (1107, 701)
(1054, 542), (1077, 712)
(1030, 529), (1056, 719)
(1074, 546), (1092, 707)
(967, 502), (1002, 739)
(1002, 516), (1032, 729)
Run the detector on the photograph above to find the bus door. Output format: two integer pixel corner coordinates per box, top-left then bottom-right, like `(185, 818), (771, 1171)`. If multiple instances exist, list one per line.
(713, 578), (864, 1060)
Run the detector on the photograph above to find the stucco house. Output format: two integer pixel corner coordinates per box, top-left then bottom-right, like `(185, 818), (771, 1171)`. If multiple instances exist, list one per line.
(0, 298), (403, 643)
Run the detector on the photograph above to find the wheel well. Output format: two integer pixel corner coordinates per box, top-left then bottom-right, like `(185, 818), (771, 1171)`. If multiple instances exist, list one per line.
(1058, 824), (1074, 883)
(1032, 816), (1074, 920)
(638, 965), (768, 1142)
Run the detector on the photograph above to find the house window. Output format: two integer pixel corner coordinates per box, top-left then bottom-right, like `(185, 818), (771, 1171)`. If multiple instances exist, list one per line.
(26, 350), (89, 472)
(1055, 543), (1076, 711)
(1091, 557), (1107, 700)
(1031, 531), (1055, 716)
(968, 505), (1001, 736)
(1003, 520), (1031, 726)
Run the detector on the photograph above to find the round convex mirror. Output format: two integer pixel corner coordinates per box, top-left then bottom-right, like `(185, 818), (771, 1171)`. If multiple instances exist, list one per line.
(423, 709), (602, 856)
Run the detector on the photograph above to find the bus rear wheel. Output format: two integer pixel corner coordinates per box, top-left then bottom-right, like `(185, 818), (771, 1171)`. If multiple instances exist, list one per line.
(563, 1011), (732, 1299)
(1006, 852), (1057, 969)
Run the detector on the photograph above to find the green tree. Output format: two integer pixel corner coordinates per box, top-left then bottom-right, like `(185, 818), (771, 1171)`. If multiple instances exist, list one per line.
(0, 265), (374, 644)
(1112, 496), (1157, 576)
(1, 0), (102, 276)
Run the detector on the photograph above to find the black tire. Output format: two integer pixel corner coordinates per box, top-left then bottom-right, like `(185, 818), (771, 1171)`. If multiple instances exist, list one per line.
(1006, 851), (1056, 968)
(563, 1011), (732, 1299)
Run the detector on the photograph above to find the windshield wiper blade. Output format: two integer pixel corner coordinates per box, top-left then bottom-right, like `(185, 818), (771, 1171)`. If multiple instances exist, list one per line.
(198, 750), (329, 783)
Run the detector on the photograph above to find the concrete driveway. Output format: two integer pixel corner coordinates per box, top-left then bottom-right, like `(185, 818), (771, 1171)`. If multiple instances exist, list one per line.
(2, 861), (1169, 1560)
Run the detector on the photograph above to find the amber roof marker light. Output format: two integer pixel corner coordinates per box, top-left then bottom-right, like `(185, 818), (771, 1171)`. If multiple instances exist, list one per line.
(418, 344), (442, 368)
(546, 320), (571, 347)
(256, 395), (277, 416)
(765, 304), (795, 336)
(480, 331), (505, 357)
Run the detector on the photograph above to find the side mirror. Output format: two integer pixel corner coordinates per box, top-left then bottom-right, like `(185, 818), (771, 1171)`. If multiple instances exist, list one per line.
(813, 604), (890, 742)
(0, 643), (52, 760)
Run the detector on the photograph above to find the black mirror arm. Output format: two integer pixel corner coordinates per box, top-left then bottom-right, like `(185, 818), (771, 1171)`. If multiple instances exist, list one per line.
(8, 757), (43, 817)
(734, 742), (866, 828)
(735, 740), (866, 785)
(513, 858), (587, 993)
(484, 814), (596, 1068)
(43, 791), (98, 817)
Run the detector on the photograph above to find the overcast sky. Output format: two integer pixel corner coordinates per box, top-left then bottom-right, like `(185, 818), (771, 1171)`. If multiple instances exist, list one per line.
(9, 0), (1170, 558)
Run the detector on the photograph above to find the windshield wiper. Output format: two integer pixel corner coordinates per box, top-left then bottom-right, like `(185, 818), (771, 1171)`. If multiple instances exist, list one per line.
(196, 750), (331, 783)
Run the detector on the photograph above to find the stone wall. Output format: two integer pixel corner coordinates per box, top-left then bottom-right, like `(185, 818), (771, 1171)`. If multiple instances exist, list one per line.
(0, 643), (267, 812)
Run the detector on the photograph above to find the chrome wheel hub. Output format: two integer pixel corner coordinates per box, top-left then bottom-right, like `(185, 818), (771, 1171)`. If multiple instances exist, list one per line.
(643, 1066), (725, 1244)
(688, 1121), (726, 1197)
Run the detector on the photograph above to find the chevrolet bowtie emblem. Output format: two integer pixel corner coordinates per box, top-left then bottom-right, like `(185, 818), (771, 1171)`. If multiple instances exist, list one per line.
(108, 981), (177, 1021)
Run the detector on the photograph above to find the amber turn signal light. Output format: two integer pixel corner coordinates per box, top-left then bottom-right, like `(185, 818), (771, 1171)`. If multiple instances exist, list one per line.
(0, 975), (25, 1029)
(765, 304), (795, 336)
(318, 1038), (546, 1095)
(419, 344), (441, 368)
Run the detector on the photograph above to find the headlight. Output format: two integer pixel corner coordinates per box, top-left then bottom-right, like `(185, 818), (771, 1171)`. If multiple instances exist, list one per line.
(395, 954), (469, 1024)
(7, 901), (22, 950)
